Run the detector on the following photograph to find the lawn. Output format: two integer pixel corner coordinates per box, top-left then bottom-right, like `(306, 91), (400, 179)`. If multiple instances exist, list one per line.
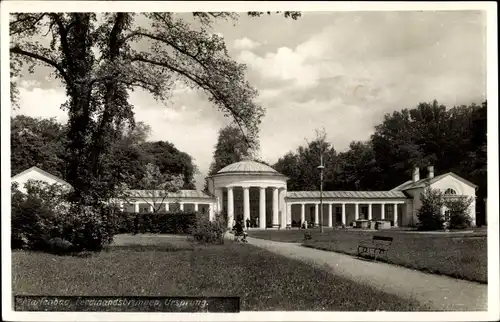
(249, 229), (487, 284)
(12, 234), (428, 311)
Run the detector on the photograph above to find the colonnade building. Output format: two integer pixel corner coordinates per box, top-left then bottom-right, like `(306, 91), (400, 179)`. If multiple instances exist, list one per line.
(12, 160), (478, 229)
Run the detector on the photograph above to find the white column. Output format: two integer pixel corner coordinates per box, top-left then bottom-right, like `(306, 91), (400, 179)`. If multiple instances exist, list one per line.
(272, 187), (279, 228)
(194, 203), (199, 212)
(243, 187), (250, 227)
(208, 203), (215, 221)
(328, 203), (333, 227)
(215, 188), (223, 214)
(381, 203), (385, 220)
(279, 189), (287, 229)
(227, 187), (234, 228)
(355, 203), (359, 220)
(179, 203), (184, 211)
(301, 203), (305, 224)
(341, 203), (346, 225)
(470, 200), (476, 227)
(314, 203), (319, 225)
(259, 187), (266, 229)
(368, 203), (372, 220)
(134, 202), (139, 213)
(394, 203), (399, 227)
(165, 202), (170, 212)
(286, 202), (292, 228)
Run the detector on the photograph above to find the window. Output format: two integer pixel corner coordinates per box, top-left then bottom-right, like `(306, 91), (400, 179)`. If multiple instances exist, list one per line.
(444, 188), (457, 195)
(444, 210), (451, 222)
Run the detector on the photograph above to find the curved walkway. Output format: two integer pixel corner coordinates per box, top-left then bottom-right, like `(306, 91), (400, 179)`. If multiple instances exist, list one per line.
(241, 235), (487, 311)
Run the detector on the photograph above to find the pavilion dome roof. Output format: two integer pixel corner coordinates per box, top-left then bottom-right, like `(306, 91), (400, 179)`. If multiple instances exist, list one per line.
(217, 159), (278, 174)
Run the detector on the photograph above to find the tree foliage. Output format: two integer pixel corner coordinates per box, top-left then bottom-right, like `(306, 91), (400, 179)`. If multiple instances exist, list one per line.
(119, 163), (184, 213)
(444, 196), (474, 229)
(10, 12), (271, 204)
(417, 187), (445, 231)
(208, 124), (257, 177)
(274, 129), (337, 191)
(11, 115), (68, 177)
(335, 141), (381, 190)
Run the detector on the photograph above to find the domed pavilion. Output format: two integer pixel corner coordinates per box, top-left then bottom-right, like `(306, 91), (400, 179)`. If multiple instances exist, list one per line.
(206, 159), (289, 229)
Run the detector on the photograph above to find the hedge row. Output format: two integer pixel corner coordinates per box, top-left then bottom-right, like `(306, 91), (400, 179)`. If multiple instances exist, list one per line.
(116, 212), (198, 234)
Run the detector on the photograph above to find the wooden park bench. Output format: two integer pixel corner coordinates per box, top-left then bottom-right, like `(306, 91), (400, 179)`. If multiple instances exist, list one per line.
(357, 235), (393, 261)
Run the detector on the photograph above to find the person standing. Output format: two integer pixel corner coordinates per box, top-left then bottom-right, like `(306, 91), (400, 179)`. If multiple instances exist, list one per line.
(256, 217), (259, 228)
(246, 218), (250, 230)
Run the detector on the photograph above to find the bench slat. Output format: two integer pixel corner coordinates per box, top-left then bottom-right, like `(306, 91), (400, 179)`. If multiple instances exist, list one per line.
(373, 236), (393, 242)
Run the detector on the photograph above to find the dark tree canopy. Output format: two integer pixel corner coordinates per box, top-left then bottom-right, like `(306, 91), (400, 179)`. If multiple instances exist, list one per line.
(208, 124), (257, 176)
(274, 129), (337, 191)
(11, 115), (67, 177)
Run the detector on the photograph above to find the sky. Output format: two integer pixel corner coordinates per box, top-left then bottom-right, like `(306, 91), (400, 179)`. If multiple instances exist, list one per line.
(11, 11), (487, 190)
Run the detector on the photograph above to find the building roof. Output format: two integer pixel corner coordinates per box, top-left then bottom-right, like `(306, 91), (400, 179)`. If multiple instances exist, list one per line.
(286, 190), (407, 199)
(217, 160), (280, 174)
(126, 189), (215, 199)
(391, 172), (478, 191)
(11, 166), (72, 187)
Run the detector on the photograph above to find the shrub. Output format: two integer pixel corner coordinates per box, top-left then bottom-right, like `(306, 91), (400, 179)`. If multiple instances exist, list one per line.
(47, 237), (74, 254)
(417, 187), (445, 231)
(11, 180), (118, 253)
(304, 232), (312, 240)
(445, 196), (474, 229)
(191, 212), (227, 244)
(62, 203), (118, 252)
(11, 181), (71, 250)
(116, 212), (197, 235)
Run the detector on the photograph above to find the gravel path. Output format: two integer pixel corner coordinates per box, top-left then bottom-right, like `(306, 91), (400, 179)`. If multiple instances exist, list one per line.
(241, 235), (487, 311)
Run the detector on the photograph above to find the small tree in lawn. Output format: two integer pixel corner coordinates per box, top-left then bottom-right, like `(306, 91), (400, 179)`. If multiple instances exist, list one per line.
(121, 163), (183, 212)
(191, 212), (228, 244)
(444, 196), (474, 229)
(417, 187), (445, 231)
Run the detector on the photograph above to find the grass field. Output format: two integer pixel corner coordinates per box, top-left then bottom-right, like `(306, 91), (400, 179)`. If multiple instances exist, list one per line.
(249, 229), (487, 284)
(12, 234), (428, 311)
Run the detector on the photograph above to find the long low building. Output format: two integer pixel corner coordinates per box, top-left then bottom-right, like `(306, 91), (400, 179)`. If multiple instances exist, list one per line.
(12, 160), (478, 229)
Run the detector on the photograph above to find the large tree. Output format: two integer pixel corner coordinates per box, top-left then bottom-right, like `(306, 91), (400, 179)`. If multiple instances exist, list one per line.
(10, 12), (300, 203)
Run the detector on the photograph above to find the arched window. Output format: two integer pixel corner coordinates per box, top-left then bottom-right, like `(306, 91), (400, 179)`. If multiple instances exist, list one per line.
(444, 188), (457, 195)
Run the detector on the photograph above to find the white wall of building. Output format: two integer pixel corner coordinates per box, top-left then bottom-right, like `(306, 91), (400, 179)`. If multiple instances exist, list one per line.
(12, 168), (71, 194)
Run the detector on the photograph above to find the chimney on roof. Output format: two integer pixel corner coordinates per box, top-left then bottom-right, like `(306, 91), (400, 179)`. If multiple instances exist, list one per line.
(427, 165), (434, 179)
(412, 167), (420, 182)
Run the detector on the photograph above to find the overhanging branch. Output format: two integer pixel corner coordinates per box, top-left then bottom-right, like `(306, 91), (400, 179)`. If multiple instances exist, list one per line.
(132, 55), (251, 146)
(10, 46), (71, 88)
